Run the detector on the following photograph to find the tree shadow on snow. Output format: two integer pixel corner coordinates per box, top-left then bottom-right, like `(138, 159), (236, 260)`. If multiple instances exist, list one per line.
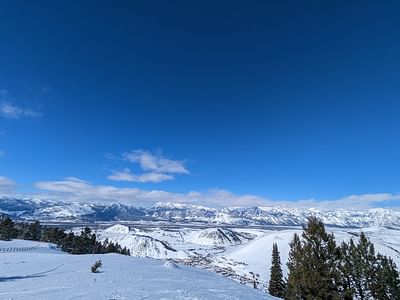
(0, 264), (64, 282)
(0, 274), (45, 282)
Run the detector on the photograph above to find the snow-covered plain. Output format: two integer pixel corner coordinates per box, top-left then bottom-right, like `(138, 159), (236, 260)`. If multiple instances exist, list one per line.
(0, 239), (271, 300)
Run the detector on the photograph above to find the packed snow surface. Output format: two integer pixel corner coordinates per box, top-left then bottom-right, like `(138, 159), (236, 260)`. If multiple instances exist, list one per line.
(0, 240), (271, 300)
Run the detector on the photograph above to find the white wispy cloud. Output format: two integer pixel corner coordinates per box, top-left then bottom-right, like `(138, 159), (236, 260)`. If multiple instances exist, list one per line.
(108, 168), (174, 183)
(0, 150), (5, 157)
(108, 150), (189, 183)
(0, 176), (16, 192)
(34, 177), (265, 207)
(34, 177), (183, 206)
(0, 90), (42, 119)
(308, 193), (400, 210)
(2, 175), (399, 209)
(0, 102), (42, 119)
(123, 150), (189, 174)
(31, 177), (400, 209)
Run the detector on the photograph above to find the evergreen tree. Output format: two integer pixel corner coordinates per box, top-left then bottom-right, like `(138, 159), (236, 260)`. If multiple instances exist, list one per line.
(75, 227), (97, 254)
(302, 217), (340, 299)
(337, 241), (355, 300)
(0, 215), (16, 240)
(371, 254), (400, 299)
(61, 232), (76, 253)
(268, 242), (286, 297)
(0, 218), (129, 256)
(349, 232), (376, 300)
(286, 233), (303, 299)
(105, 242), (116, 253)
(41, 227), (67, 244)
(101, 238), (110, 254)
(286, 217), (340, 300)
(336, 232), (400, 299)
(25, 221), (41, 241)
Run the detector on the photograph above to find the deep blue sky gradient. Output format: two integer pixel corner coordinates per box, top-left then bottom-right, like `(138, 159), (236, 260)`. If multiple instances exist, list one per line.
(0, 1), (400, 202)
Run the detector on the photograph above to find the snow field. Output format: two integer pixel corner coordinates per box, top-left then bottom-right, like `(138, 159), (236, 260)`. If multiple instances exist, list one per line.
(0, 239), (271, 300)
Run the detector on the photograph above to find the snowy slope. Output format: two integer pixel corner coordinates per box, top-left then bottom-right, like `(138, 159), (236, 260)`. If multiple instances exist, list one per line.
(0, 240), (272, 300)
(94, 225), (400, 292)
(0, 239), (60, 254)
(218, 229), (299, 284)
(187, 228), (253, 246)
(216, 227), (400, 287)
(98, 225), (258, 260)
(98, 225), (189, 259)
(103, 224), (130, 234)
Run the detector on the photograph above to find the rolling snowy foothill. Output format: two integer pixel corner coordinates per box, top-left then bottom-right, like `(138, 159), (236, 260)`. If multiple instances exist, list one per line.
(96, 224), (400, 290)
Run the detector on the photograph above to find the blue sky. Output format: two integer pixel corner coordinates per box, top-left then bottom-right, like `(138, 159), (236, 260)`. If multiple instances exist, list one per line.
(1, 1), (400, 208)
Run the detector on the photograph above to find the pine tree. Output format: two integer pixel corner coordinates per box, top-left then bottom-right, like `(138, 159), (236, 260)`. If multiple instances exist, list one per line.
(302, 217), (340, 299)
(41, 227), (67, 244)
(268, 242), (286, 297)
(349, 232), (376, 300)
(337, 241), (355, 299)
(371, 254), (400, 299)
(25, 221), (41, 241)
(61, 232), (76, 253)
(0, 216), (16, 240)
(286, 233), (303, 299)
(79, 227), (97, 253)
(286, 217), (340, 300)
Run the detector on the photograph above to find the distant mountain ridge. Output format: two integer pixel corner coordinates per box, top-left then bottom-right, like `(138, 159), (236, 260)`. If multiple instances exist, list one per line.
(1, 197), (400, 228)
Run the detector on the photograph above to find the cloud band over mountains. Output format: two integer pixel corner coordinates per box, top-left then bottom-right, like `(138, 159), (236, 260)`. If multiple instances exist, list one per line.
(0, 176), (393, 209)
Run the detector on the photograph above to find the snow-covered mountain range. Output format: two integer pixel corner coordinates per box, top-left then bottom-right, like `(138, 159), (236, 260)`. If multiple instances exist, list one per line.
(1, 197), (400, 228)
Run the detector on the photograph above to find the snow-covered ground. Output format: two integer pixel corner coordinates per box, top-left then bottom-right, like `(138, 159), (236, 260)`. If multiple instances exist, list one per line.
(96, 224), (400, 291)
(213, 226), (400, 288)
(0, 239), (271, 300)
(2, 224), (398, 299)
